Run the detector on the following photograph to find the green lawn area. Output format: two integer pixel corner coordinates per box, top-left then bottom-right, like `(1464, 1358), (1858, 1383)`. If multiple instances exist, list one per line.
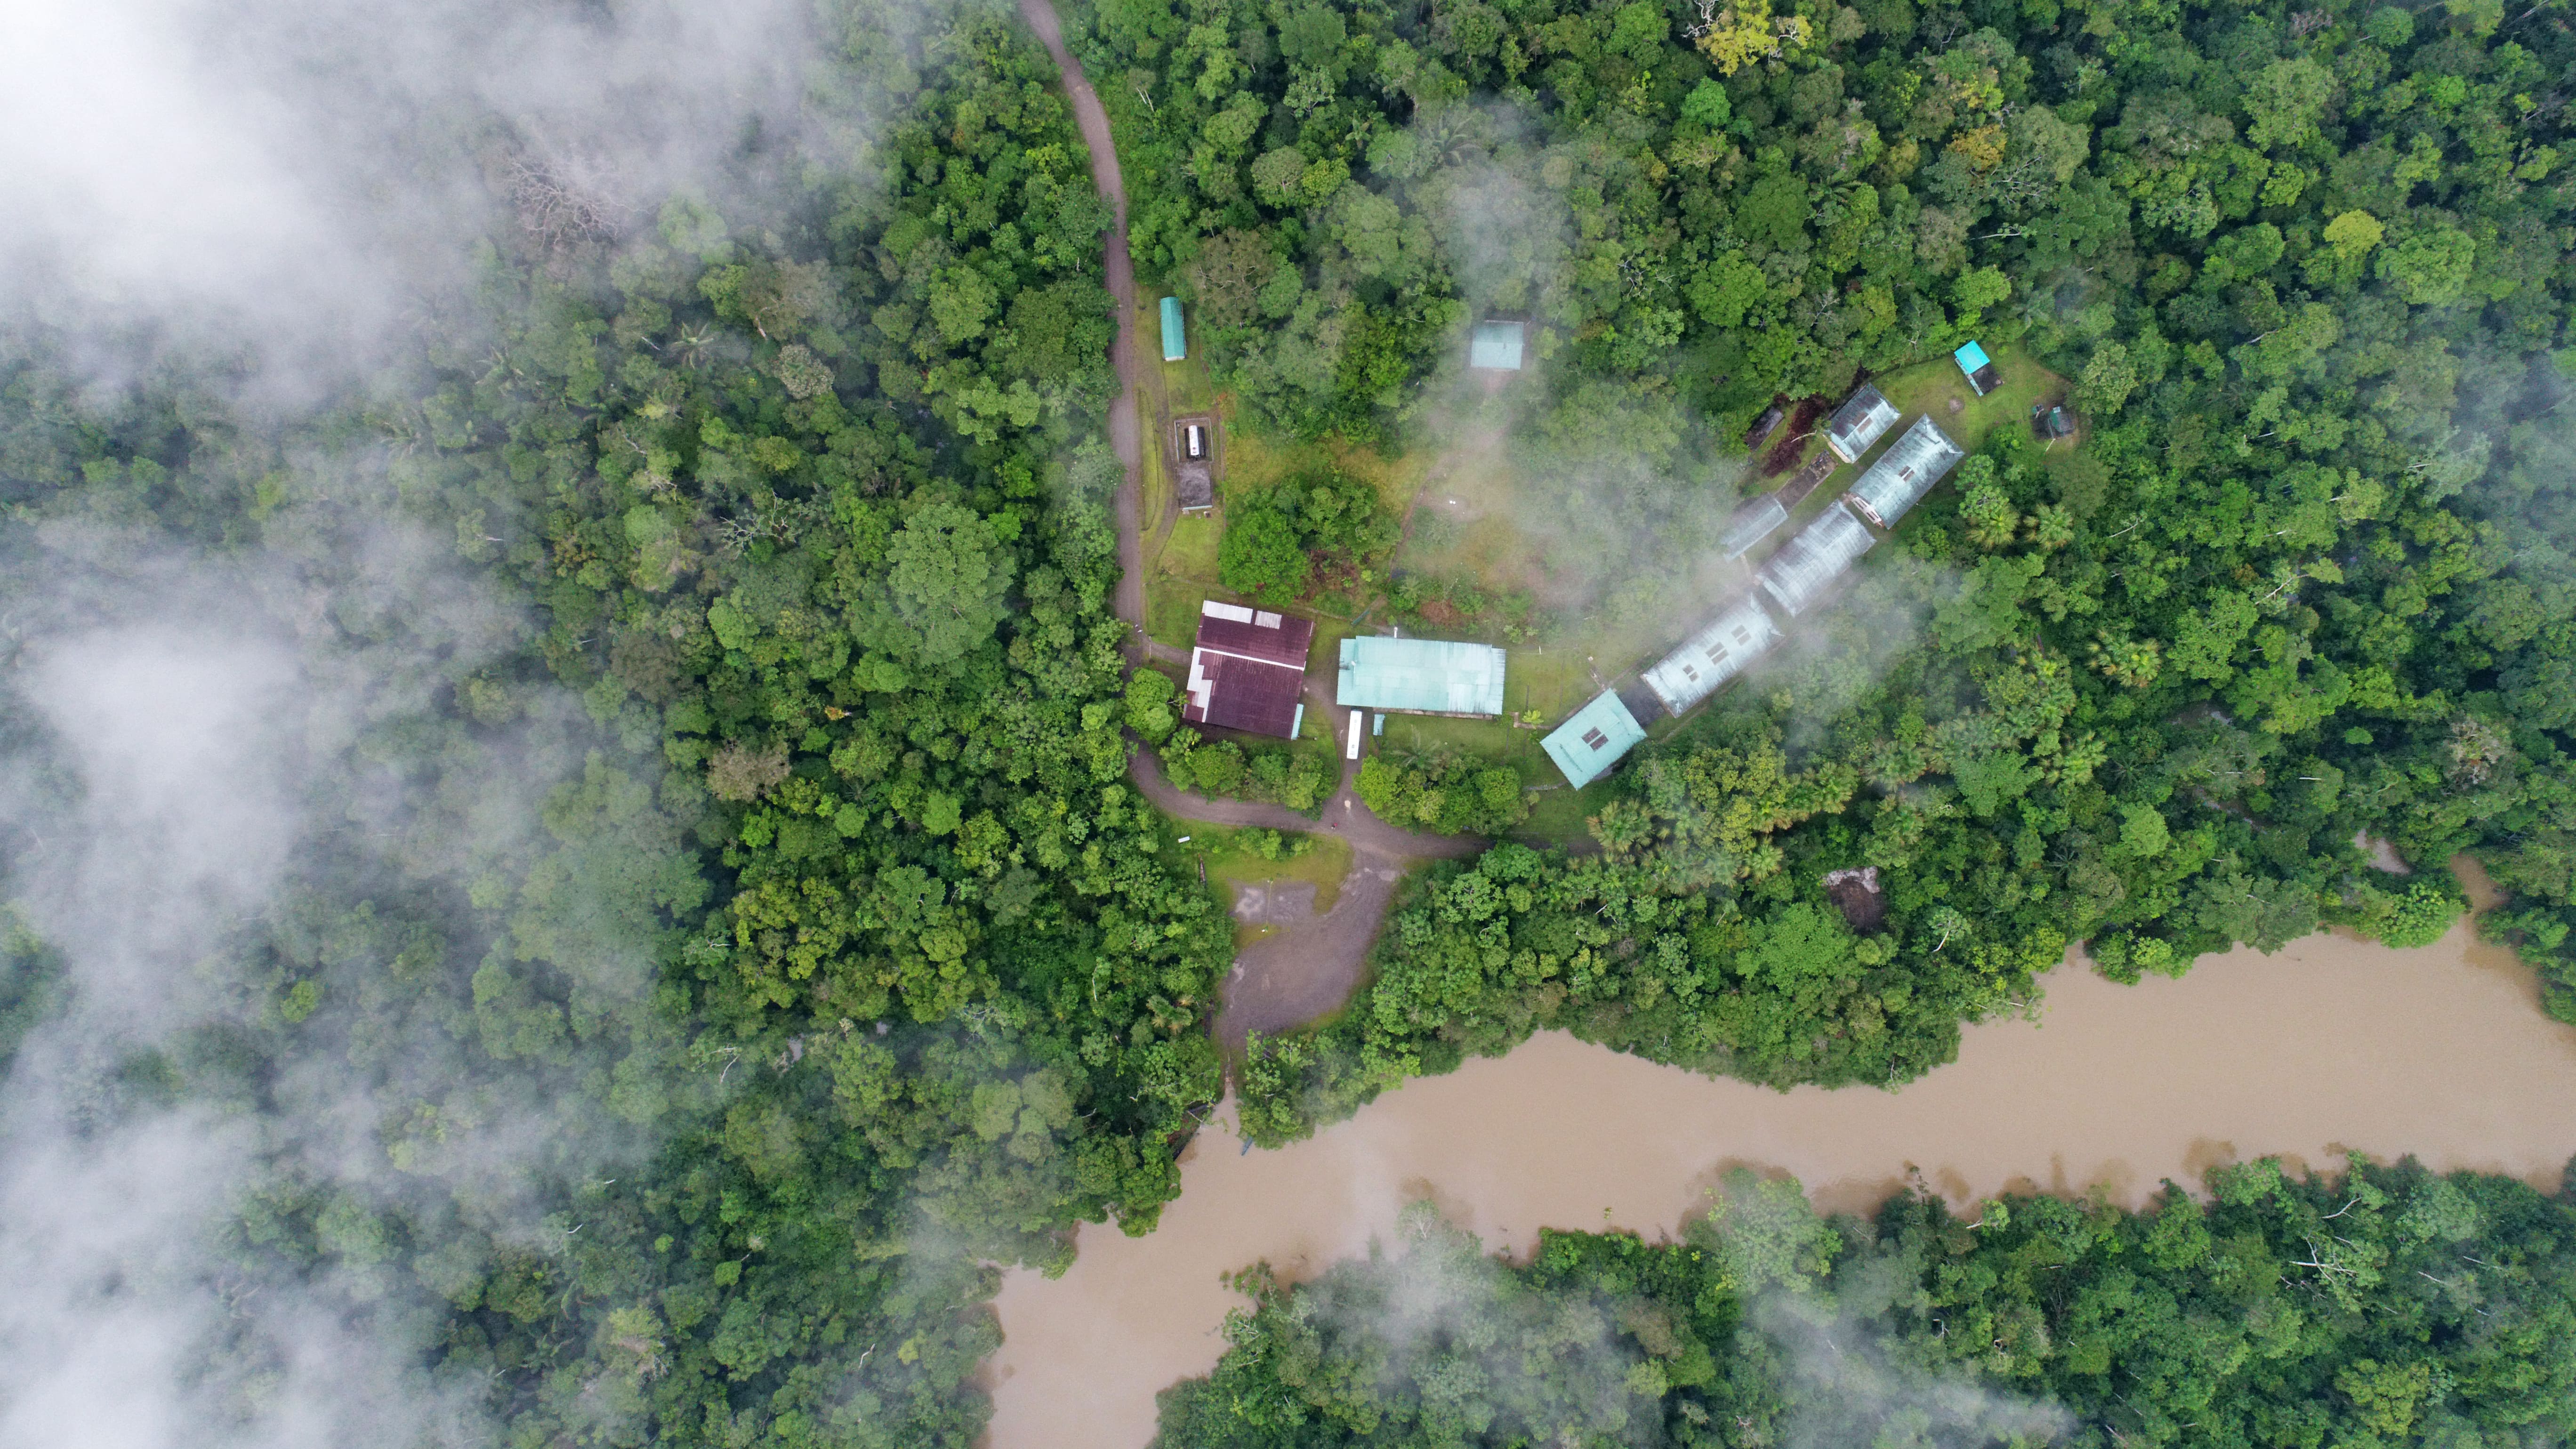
(1871, 342), (2077, 459)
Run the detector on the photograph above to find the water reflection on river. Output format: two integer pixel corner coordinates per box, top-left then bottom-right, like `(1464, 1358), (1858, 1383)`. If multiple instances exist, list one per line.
(988, 892), (2576, 1449)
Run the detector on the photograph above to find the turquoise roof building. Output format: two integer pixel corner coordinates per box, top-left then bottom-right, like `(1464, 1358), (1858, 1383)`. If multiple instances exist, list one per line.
(1468, 320), (1525, 370)
(1160, 297), (1186, 362)
(1336, 636), (1507, 716)
(1542, 690), (1646, 788)
(1954, 339), (2000, 394)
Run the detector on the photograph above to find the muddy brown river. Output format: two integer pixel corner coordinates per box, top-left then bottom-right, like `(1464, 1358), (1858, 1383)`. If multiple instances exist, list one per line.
(987, 878), (2576, 1449)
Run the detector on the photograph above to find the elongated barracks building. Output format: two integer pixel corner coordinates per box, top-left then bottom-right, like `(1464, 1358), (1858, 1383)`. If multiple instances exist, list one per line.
(1842, 415), (1966, 530)
(1640, 598), (1780, 718)
(1824, 384), (1901, 464)
(1336, 635), (1507, 717)
(1183, 600), (1312, 738)
(1757, 500), (1877, 616)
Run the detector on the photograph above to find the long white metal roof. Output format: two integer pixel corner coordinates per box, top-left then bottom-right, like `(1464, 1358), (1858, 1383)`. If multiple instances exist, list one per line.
(1641, 598), (1779, 717)
(1843, 415), (1965, 530)
(1757, 501), (1875, 616)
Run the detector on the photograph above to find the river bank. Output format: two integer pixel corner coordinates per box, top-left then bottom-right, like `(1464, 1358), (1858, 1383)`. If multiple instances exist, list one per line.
(985, 898), (2576, 1449)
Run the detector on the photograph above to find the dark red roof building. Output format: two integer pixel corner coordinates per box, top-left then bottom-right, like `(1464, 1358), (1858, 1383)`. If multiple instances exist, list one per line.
(1183, 600), (1313, 738)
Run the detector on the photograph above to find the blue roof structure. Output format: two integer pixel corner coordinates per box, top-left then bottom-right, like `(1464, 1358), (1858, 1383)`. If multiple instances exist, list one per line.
(1336, 636), (1508, 716)
(1955, 339), (2001, 395)
(1469, 320), (1525, 370)
(1160, 297), (1186, 362)
(1542, 690), (1646, 788)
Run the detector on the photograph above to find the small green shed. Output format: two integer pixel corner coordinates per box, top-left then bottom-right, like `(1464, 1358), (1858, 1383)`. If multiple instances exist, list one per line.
(1159, 297), (1186, 362)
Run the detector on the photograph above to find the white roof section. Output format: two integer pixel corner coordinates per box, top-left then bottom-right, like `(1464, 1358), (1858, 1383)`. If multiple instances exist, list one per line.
(1843, 415), (1966, 530)
(1825, 385), (1902, 464)
(1757, 501), (1876, 616)
(1201, 600), (1256, 623)
(1642, 598), (1780, 717)
(1720, 495), (1789, 559)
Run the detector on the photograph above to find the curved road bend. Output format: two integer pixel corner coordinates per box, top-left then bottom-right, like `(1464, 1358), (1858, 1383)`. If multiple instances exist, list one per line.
(1016, 0), (1481, 1043)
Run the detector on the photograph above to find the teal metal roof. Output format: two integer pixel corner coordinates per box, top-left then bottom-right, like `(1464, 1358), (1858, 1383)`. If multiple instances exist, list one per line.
(1160, 297), (1185, 361)
(1542, 690), (1646, 788)
(1954, 340), (1990, 373)
(1469, 320), (1525, 370)
(1336, 636), (1507, 715)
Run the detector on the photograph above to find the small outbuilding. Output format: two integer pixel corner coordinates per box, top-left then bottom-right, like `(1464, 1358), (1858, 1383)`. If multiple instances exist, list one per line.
(1954, 340), (2002, 396)
(1824, 384), (1902, 464)
(1756, 500), (1877, 617)
(1160, 297), (1187, 362)
(1170, 413), (1217, 513)
(1468, 320), (1526, 371)
(2033, 402), (2074, 441)
(1336, 635), (1508, 717)
(1183, 600), (1312, 738)
(1641, 598), (1781, 718)
(1542, 689), (1647, 788)
(1842, 415), (1966, 531)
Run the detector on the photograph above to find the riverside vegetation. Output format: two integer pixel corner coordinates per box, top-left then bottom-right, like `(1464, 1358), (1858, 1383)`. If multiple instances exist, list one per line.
(0, 0), (2571, 1442)
(1044, 0), (2576, 1135)
(1158, 1160), (2576, 1449)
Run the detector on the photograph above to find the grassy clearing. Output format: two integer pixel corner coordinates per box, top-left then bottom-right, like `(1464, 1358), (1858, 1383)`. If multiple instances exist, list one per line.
(1871, 343), (2077, 459)
(1185, 825), (1354, 945)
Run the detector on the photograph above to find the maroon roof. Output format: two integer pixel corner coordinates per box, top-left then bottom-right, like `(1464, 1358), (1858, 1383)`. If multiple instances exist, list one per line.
(1182, 602), (1312, 738)
(1182, 649), (1304, 737)
(1193, 604), (1313, 666)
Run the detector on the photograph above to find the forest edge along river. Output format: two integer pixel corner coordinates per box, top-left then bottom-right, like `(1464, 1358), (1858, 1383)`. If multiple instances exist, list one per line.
(984, 869), (2576, 1449)
(1001, 10), (2576, 1449)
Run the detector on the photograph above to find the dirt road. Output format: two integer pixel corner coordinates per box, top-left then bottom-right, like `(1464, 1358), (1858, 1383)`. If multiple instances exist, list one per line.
(1019, 0), (1480, 1041)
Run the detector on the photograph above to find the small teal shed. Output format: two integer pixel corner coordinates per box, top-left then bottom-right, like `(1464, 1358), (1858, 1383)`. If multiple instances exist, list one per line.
(1541, 690), (1647, 788)
(1159, 297), (1186, 362)
(1954, 340), (2001, 395)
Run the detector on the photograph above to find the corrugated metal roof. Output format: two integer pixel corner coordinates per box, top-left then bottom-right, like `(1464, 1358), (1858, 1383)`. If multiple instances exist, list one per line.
(1825, 385), (1901, 463)
(1469, 320), (1525, 370)
(1160, 297), (1186, 361)
(1183, 648), (1304, 736)
(1195, 599), (1313, 666)
(1757, 500), (1876, 616)
(1641, 598), (1780, 717)
(1336, 636), (1508, 715)
(1720, 495), (1789, 558)
(1843, 415), (1965, 530)
(1542, 690), (1646, 788)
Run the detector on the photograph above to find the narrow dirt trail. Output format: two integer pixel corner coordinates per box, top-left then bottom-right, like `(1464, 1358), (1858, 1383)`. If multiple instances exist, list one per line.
(1014, 0), (1146, 630)
(1018, 0), (1482, 1038)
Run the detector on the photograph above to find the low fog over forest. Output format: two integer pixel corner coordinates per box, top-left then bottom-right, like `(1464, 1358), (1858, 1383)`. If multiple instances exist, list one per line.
(2, 0), (2575, 1443)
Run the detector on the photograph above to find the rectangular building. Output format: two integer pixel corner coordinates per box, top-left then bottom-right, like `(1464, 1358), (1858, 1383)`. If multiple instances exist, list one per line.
(1720, 494), (1789, 559)
(1954, 340), (2002, 395)
(1542, 689), (1648, 788)
(1842, 415), (1966, 531)
(1641, 598), (1781, 718)
(1469, 320), (1525, 370)
(1756, 500), (1876, 617)
(1183, 600), (1312, 738)
(1824, 384), (1901, 464)
(1336, 635), (1508, 716)
(1160, 297), (1186, 362)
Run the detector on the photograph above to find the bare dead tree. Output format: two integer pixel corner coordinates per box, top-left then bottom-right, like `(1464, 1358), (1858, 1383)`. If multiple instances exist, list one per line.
(508, 153), (628, 252)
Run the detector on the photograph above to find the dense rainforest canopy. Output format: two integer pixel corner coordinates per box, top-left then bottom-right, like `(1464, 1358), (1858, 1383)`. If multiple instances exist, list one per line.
(1159, 1159), (2576, 1449)
(0, 0), (2569, 1441)
(1036, 0), (2576, 1132)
